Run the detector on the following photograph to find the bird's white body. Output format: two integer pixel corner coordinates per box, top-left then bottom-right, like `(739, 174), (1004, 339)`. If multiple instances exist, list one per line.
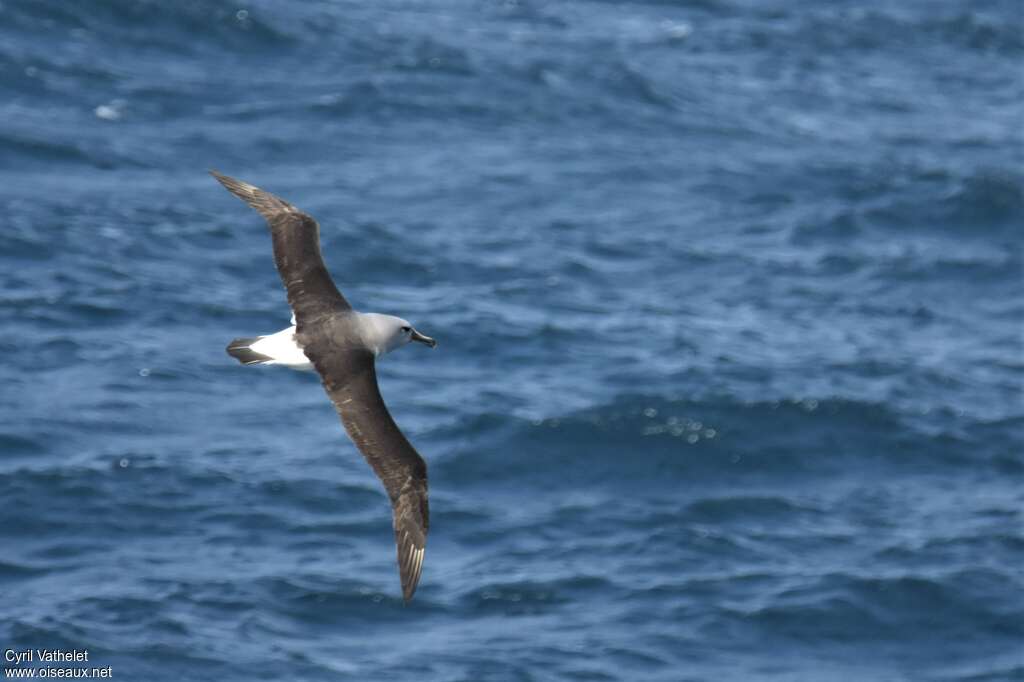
(248, 325), (313, 370)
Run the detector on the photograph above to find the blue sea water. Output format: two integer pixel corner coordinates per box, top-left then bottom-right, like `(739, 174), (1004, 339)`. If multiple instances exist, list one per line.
(1, 0), (1022, 680)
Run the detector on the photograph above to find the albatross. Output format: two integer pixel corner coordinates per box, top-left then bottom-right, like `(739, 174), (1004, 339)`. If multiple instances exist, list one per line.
(212, 171), (436, 602)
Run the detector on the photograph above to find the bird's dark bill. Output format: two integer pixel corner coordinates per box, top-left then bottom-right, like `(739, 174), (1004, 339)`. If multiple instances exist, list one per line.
(411, 330), (437, 348)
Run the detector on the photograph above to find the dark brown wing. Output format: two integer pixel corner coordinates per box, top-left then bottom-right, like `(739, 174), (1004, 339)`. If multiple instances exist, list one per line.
(211, 171), (351, 322)
(306, 345), (429, 602)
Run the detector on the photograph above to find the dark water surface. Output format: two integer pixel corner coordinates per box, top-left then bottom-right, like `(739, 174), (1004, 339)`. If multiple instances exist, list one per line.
(1, 1), (1022, 680)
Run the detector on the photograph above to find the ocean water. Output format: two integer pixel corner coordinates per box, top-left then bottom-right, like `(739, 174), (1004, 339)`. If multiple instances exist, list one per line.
(1, 0), (1022, 680)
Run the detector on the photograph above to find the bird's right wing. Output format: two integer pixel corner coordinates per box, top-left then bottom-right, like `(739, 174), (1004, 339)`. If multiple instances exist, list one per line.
(308, 348), (430, 602)
(211, 171), (352, 322)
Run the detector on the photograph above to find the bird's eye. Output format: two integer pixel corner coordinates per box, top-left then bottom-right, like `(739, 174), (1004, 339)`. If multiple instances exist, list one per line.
(401, 326), (411, 333)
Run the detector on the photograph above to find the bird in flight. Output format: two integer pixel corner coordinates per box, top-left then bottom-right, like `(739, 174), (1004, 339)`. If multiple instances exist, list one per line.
(212, 171), (436, 602)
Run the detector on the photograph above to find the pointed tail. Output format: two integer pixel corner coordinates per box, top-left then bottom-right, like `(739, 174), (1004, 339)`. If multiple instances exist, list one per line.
(226, 337), (273, 365)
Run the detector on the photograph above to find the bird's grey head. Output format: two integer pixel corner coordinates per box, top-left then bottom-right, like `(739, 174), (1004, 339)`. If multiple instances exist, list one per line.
(360, 313), (437, 357)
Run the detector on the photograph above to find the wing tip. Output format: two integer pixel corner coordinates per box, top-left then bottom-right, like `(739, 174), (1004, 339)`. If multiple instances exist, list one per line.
(208, 168), (235, 187)
(209, 169), (295, 218)
(209, 169), (252, 197)
(398, 541), (426, 603)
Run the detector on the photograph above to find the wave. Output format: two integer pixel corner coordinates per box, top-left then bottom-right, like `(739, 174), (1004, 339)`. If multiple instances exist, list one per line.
(722, 7), (1024, 56)
(792, 164), (1024, 246)
(938, 170), (1024, 230)
(719, 568), (1023, 644)
(5, 0), (297, 52)
(868, 168), (1024, 237)
(459, 576), (611, 615)
(436, 394), (1018, 487)
(0, 433), (47, 456)
(0, 131), (95, 166)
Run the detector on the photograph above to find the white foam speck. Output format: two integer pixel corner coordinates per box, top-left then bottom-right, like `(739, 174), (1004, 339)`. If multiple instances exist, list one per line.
(660, 20), (692, 40)
(95, 99), (125, 121)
